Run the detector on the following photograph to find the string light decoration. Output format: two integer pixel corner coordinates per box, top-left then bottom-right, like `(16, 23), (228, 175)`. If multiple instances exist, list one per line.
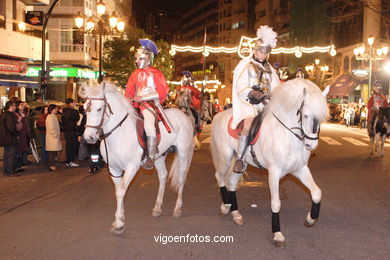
(170, 36), (337, 58)
(167, 80), (222, 85)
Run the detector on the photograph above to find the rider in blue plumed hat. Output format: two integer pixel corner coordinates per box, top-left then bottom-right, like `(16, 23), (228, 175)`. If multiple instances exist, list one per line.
(125, 38), (169, 170)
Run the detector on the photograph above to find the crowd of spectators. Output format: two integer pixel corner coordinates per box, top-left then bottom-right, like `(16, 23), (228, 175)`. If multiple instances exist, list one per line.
(328, 103), (369, 128)
(0, 94), (91, 177)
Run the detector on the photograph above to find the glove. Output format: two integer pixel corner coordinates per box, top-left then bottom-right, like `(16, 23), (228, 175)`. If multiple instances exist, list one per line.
(248, 89), (264, 104)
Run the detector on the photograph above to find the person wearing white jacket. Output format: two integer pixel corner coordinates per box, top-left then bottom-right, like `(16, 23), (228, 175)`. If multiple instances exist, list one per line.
(232, 26), (280, 173)
(45, 104), (62, 171)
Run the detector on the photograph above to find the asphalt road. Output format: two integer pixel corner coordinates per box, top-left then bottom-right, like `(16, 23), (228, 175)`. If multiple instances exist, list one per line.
(0, 123), (389, 259)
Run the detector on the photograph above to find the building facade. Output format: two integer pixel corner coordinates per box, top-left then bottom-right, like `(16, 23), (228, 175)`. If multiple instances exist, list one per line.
(33, 0), (128, 102)
(0, 0), (49, 106)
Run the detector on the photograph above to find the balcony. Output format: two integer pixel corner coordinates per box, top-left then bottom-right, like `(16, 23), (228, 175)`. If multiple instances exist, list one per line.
(0, 20), (49, 60)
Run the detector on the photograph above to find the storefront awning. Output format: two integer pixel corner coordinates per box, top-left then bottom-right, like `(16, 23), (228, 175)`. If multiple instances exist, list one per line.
(0, 74), (39, 88)
(327, 74), (362, 97)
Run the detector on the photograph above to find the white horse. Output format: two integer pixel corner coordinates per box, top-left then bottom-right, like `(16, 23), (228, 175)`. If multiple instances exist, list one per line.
(175, 88), (202, 151)
(81, 82), (194, 234)
(211, 78), (328, 247)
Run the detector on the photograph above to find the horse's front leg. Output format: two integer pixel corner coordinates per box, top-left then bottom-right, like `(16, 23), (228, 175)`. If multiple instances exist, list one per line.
(268, 167), (286, 248)
(293, 165), (322, 229)
(229, 172), (243, 225)
(369, 136), (375, 155)
(111, 164), (139, 235)
(152, 156), (168, 217)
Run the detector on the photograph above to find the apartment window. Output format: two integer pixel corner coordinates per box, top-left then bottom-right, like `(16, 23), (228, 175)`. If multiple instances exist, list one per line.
(60, 20), (72, 52)
(232, 21), (245, 29)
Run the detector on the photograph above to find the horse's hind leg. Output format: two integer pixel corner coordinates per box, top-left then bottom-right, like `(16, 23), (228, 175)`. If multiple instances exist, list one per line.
(152, 156), (168, 217)
(194, 135), (201, 151)
(369, 136), (375, 155)
(292, 166), (322, 228)
(214, 149), (234, 216)
(111, 165), (138, 235)
(379, 134), (386, 157)
(268, 167), (286, 247)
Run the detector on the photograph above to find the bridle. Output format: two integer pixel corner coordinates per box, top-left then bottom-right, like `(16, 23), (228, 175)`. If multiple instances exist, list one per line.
(85, 83), (128, 140)
(272, 99), (320, 142)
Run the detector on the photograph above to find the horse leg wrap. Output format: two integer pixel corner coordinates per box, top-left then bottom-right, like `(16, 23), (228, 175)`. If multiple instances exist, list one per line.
(220, 186), (231, 205)
(310, 202), (321, 220)
(229, 191), (238, 211)
(272, 212), (281, 233)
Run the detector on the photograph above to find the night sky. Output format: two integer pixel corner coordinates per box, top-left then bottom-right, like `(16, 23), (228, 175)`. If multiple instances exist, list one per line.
(133, 0), (200, 28)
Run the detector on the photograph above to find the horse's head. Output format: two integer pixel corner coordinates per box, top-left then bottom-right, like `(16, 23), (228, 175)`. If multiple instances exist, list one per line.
(268, 78), (329, 150)
(176, 88), (192, 113)
(79, 82), (115, 144)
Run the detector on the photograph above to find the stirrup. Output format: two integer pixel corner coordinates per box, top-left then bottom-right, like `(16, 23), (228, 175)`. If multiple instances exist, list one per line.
(233, 159), (245, 174)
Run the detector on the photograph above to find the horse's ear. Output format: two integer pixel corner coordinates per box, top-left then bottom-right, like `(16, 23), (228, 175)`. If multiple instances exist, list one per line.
(78, 83), (88, 99)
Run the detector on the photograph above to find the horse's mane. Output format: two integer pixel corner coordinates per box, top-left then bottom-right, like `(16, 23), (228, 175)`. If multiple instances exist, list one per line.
(265, 78), (328, 122)
(85, 82), (138, 120)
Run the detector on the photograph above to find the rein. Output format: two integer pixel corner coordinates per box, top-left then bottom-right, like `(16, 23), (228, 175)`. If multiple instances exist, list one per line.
(272, 100), (320, 142)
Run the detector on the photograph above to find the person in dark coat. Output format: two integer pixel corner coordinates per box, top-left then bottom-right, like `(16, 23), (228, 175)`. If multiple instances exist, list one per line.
(0, 101), (19, 177)
(14, 101), (30, 172)
(61, 98), (80, 167)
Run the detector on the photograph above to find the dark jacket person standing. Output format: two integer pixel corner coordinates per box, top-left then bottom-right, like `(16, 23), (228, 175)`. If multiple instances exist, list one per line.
(62, 98), (80, 167)
(0, 101), (19, 176)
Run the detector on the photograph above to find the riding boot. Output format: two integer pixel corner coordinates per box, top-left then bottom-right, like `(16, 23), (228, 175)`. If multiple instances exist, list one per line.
(233, 135), (248, 174)
(143, 136), (158, 170)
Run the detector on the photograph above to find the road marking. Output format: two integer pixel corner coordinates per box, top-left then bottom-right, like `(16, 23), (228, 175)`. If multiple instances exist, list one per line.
(201, 136), (211, 143)
(320, 136), (342, 145)
(240, 181), (267, 187)
(342, 137), (369, 146)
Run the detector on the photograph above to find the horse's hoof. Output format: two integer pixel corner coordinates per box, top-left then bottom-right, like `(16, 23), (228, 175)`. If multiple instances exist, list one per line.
(232, 211), (243, 225)
(273, 232), (286, 248)
(152, 209), (162, 217)
(304, 212), (318, 227)
(173, 209), (182, 218)
(220, 204), (231, 215)
(111, 225), (125, 235)
(274, 239), (286, 248)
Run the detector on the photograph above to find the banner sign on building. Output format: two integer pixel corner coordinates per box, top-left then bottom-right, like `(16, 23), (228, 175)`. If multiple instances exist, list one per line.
(25, 11), (43, 26)
(0, 59), (28, 74)
(26, 67), (99, 79)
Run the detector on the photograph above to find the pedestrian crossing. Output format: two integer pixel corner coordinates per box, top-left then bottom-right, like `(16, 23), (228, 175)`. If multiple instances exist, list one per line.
(201, 135), (390, 147)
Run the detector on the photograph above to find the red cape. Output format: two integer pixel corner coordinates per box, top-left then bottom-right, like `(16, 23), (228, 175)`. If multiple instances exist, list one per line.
(125, 67), (169, 109)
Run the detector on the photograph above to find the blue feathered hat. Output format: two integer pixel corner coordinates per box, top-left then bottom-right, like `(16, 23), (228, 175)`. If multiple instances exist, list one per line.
(139, 38), (158, 55)
(182, 71), (195, 80)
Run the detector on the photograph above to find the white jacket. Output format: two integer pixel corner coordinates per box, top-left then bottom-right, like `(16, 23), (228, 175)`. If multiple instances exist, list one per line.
(232, 57), (280, 129)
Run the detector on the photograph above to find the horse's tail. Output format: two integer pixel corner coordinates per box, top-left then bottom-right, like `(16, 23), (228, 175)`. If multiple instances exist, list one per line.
(168, 114), (194, 192)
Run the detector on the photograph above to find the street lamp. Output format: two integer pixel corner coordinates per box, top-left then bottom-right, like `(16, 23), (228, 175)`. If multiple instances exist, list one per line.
(353, 36), (388, 96)
(305, 61), (329, 87)
(75, 2), (125, 82)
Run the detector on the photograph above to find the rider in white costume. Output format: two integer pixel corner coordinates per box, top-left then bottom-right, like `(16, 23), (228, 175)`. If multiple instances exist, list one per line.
(232, 26), (280, 173)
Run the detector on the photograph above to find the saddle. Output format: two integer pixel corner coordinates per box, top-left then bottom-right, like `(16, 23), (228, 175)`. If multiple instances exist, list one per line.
(228, 112), (263, 145)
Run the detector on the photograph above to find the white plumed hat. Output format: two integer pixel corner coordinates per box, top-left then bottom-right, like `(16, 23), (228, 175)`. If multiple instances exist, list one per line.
(255, 26), (278, 52)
